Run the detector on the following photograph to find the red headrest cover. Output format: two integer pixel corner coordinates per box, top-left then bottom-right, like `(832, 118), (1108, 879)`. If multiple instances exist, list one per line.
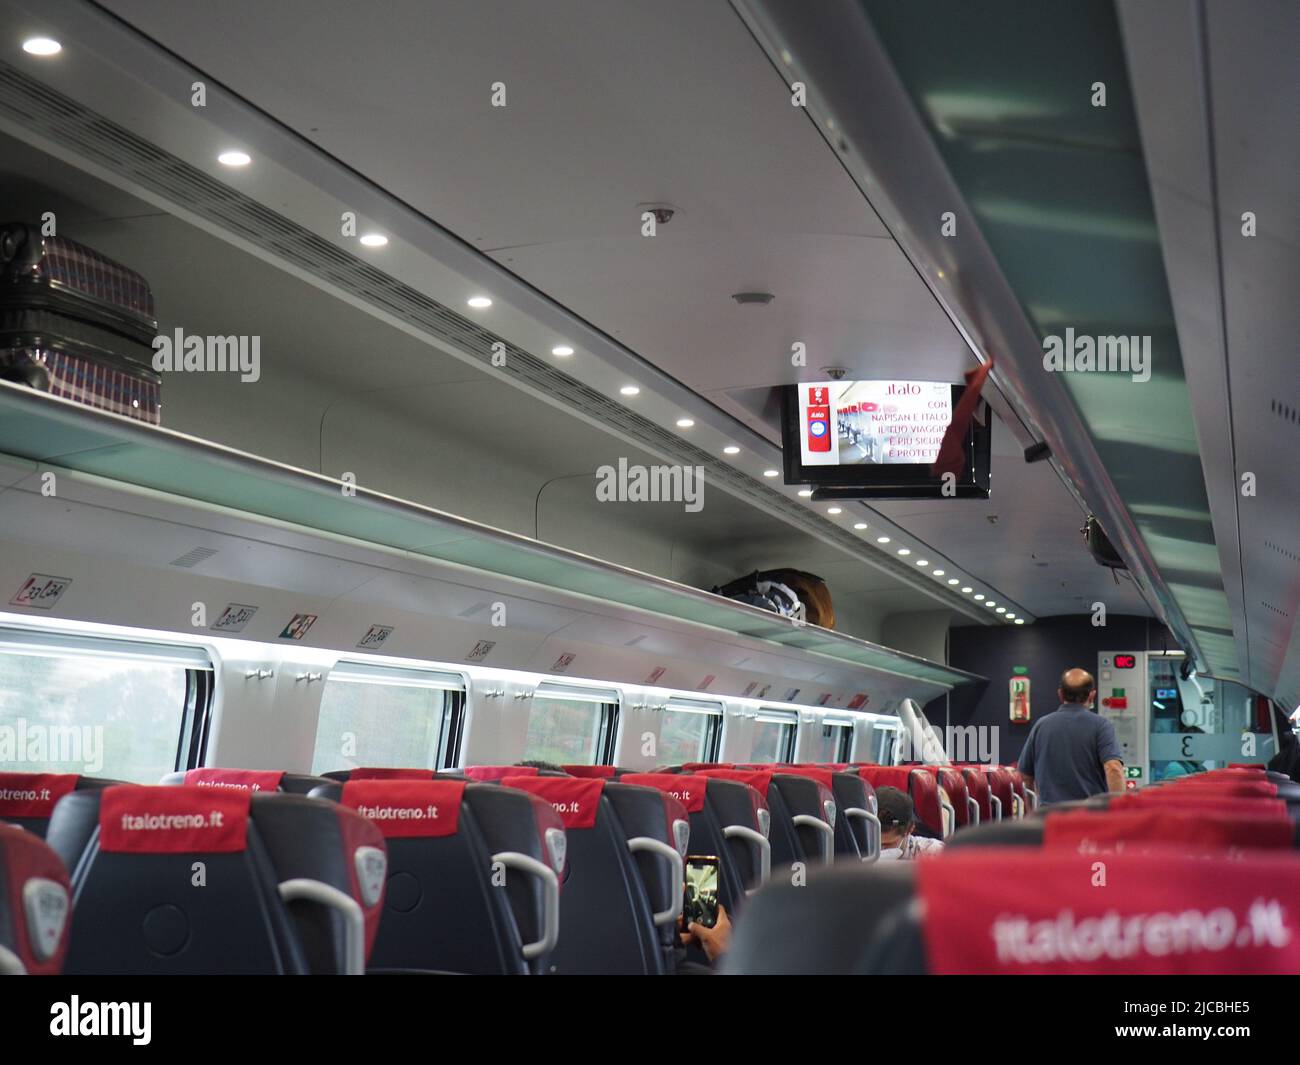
(340, 779), (466, 837)
(919, 849), (1300, 974)
(98, 785), (250, 853)
(184, 768), (286, 793)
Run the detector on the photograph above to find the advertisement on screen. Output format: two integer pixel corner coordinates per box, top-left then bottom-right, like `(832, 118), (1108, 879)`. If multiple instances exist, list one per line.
(796, 381), (953, 467)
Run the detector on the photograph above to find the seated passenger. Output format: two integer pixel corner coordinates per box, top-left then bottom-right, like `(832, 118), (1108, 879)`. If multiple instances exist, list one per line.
(876, 786), (943, 860)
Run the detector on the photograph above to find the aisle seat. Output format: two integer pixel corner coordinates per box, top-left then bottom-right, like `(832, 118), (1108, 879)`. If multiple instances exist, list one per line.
(959, 767), (993, 823)
(312, 777), (562, 974)
(771, 766), (879, 860)
(48, 785), (386, 975)
(498, 775), (676, 974)
(0, 823), (71, 975)
(697, 768), (835, 869)
(620, 773), (764, 914)
(724, 849), (1300, 974)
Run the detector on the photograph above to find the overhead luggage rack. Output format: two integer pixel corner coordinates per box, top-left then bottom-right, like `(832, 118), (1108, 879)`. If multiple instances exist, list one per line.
(0, 383), (980, 692)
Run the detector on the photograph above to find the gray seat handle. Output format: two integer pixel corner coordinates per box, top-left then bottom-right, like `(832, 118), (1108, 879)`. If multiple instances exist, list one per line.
(844, 806), (881, 862)
(278, 878), (365, 976)
(722, 824), (771, 892)
(791, 813), (835, 865)
(627, 836), (684, 927)
(490, 851), (560, 961)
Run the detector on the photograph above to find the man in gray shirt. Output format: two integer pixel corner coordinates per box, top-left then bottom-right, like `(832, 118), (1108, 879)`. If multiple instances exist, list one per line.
(1017, 668), (1126, 805)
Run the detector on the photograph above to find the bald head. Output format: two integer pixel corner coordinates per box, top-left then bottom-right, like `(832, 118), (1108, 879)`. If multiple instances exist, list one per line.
(1060, 668), (1096, 705)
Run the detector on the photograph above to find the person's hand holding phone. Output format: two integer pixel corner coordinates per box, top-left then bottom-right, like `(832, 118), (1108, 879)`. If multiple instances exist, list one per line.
(680, 904), (732, 963)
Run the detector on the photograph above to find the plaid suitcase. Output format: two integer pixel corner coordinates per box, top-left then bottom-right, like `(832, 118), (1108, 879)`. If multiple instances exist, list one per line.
(0, 223), (161, 423)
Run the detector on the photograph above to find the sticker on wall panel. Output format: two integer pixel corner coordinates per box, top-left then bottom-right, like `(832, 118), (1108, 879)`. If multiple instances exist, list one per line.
(466, 640), (496, 662)
(645, 666), (666, 685)
(9, 574), (71, 610)
(698, 675), (715, 691)
(756, 684), (771, 699)
(551, 652), (576, 673)
(847, 693), (868, 710)
(357, 625), (394, 649)
(817, 692), (833, 706)
(279, 614), (318, 640)
(211, 603), (257, 633)
(741, 682), (758, 697)
(783, 688), (800, 702)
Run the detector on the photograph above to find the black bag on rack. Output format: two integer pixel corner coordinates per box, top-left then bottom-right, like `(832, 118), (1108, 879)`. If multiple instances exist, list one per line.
(0, 223), (161, 423)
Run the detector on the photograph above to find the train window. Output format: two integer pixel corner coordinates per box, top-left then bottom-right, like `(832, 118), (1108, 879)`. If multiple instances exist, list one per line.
(523, 683), (619, 766)
(751, 710), (798, 763)
(865, 719), (901, 765)
(0, 628), (213, 783)
(657, 699), (724, 764)
(804, 717), (854, 763)
(311, 662), (465, 774)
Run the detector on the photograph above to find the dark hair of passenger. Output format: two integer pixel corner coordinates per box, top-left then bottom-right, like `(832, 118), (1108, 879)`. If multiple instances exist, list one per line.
(513, 759), (567, 773)
(874, 785), (914, 831)
(1059, 669), (1095, 704)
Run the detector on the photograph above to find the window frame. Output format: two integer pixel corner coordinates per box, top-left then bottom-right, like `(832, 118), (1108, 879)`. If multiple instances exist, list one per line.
(527, 682), (621, 766)
(659, 698), (725, 764)
(752, 708), (799, 763)
(816, 716), (855, 763)
(315, 660), (468, 772)
(0, 626), (215, 779)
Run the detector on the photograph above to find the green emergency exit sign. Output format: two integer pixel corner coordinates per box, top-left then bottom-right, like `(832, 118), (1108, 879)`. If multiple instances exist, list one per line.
(1126, 766), (1143, 779)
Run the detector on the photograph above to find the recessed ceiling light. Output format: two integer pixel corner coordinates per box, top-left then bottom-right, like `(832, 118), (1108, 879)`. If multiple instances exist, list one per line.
(1014, 619), (1025, 625)
(551, 345), (574, 357)
(676, 418), (695, 428)
(762, 469), (780, 478)
(853, 522), (868, 530)
(961, 587), (973, 594)
(22, 37), (61, 56)
(217, 150), (251, 167)
(932, 569), (945, 576)
(1006, 613), (1016, 619)
(916, 560), (929, 567)
(986, 601), (997, 607)
(876, 536), (890, 544)
(797, 489), (813, 498)
(827, 507), (842, 515)
(620, 385), (640, 396)
(974, 594), (985, 601)
(723, 446), (740, 455)
(359, 234), (388, 247)
(897, 548), (911, 556)
(947, 578), (959, 585)
(467, 296), (492, 309)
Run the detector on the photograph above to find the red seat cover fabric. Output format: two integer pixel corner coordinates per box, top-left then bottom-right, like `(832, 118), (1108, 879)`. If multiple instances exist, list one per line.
(462, 765), (539, 783)
(562, 765), (617, 778)
(1161, 780), (1278, 798)
(960, 768), (992, 822)
(621, 773), (707, 813)
(0, 772), (79, 820)
(1043, 809), (1292, 853)
(184, 768), (286, 793)
(349, 767), (436, 780)
(98, 785), (250, 854)
(0, 823), (71, 975)
(340, 779), (466, 838)
(499, 776), (603, 829)
(694, 768), (771, 825)
(773, 766), (836, 790)
(918, 849), (1300, 974)
(1112, 793), (1288, 818)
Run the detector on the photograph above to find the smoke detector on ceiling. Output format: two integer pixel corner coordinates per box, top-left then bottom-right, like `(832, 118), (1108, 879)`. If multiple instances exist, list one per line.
(821, 366), (849, 380)
(731, 291), (775, 306)
(638, 202), (678, 225)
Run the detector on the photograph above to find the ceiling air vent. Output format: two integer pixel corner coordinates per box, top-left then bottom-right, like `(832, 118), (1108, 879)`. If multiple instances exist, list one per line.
(169, 547), (217, 569)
